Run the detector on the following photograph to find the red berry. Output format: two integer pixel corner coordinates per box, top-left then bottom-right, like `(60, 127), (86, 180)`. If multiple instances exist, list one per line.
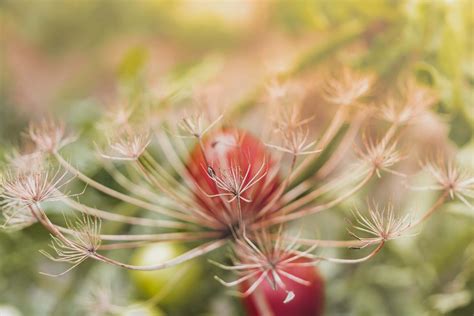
(187, 129), (279, 226)
(240, 258), (325, 316)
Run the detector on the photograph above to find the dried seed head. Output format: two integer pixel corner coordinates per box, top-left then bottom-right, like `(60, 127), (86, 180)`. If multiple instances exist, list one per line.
(267, 127), (319, 157)
(27, 118), (76, 152)
(205, 161), (268, 204)
(1, 202), (37, 231)
(100, 130), (151, 161)
(349, 203), (412, 243)
(178, 112), (223, 139)
(356, 136), (404, 178)
(40, 213), (102, 276)
(380, 82), (437, 125)
(271, 101), (312, 131)
(213, 228), (320, 302)
(267, 103), (319, 156)
(0, 164), (70, 210)
(322, 67), (373, 107)
(5, 150), (46, 174)
(65, 213), (102, 253)
(265, 80), (305, 107)
(422, 156), (474, 208)
(266, 80), (290, 103)
(103, 104), (134, 127)
(82, 283), (115, 316)
(81, 281), (137, 316)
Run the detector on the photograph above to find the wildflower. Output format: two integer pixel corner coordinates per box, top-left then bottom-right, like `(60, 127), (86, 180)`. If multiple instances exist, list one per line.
(322, 67), (373, 107)
(266, 79), (291, 103)
(40, 213), (102, 277)
(103, 104), (134, 127)
(355, 135), (404, 178)
(27, 118), (76, 152)
(1, 202), (37, 230)
(265, 79), (305, 107)
(266, 103), (320, 157)
(212, 229), (325, 315)
(178, 112), (223, 139)
(5, 150), (45, 173)
(417, 156), (474, 209)
(99, 129), (151, 161)
(1, 67), (455, 313)
(348, 203), (413, 245)
(0, 164), (71, 210)
(204, 161), (268, 203)
(266, 127), (320, 157)
(380, 82), (437, 125)
(82, 283), (117, 316)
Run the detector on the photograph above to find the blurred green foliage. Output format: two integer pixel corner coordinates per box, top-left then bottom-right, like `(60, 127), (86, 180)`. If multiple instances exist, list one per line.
(0, 0), (472, 315)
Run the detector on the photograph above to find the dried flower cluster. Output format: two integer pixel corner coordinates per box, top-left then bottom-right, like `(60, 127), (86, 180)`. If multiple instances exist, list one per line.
(1, 67), (471, 315)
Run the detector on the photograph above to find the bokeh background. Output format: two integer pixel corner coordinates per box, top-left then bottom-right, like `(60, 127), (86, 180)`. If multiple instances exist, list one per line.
(0, 0), (473, 315)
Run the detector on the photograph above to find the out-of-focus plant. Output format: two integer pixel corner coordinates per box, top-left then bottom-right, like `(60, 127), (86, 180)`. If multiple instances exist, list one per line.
(1, 63), (472, 315)
(0, 1), (473, 315)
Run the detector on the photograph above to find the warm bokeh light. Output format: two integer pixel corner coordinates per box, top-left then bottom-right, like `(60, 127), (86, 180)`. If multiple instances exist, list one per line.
(0, 1), (472, 316)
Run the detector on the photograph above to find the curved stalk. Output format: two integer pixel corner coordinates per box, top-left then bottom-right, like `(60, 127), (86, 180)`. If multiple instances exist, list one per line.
(286, 241), (385, 267)
(92, 239), (227, 271)
(320, 241), (385, 264)
(315, 111), (366, 179)
(255, 169), (375, 228)
(290, 107), (347, 182)
(251, 278), (274, 316)
(277, 165), (369, 217)
(408, 192), (448, 228)
(54, 152), (194, 222)
(100, 157), (166, 204)
(256, 154), (297, 218)
(63, 198), (192, 229)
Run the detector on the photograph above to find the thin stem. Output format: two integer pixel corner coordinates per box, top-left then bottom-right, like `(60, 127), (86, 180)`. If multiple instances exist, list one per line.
(251, 277), (274, 316)
(133, 160), (190, 208)
(92, 239), (227, 271)
(97, 231), (221, 250)
(291, 107), (347, 182)
(98, 231), (220, 242)
(57, 226), (219, 243)
(63, 198), (191, 229)
(138, 152), (193, 206)
(381, 122), (399, 146)
(156, 133), (206, 197)
(100, 157), (164, 204)
(136, 156), (220, 228)
(28, 204), (62, 237)
(320, 241), (385, 264)
(409, 192), (448, 228)
(282, 237), (378, 248)
(54, 152), (190, 221)
(256, 169), (375, 228)
(256, 154), (297, 219)
(28, 204), (79, 252)
(277, 165), (368, 217)
(316, 111), (366, 179)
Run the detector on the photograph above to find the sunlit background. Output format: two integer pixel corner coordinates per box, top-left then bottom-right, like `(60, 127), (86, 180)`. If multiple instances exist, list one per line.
(0, 0), (473, 315)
